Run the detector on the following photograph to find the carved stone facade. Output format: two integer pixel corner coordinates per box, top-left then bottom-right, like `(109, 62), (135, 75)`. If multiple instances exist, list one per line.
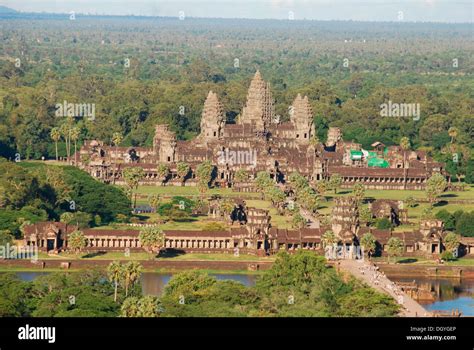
(240, 70), (274, 131)
(199, 91), (225, 141)
(75, 70), (446, 190)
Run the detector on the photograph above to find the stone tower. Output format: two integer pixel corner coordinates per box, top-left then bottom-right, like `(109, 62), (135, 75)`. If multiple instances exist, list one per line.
(290, 93), (315, 143)
(331, 197), (359, 241)
(240, 70), (274, 132)
(199, 91), (225, 141)
(326, 127), (343, 148)
(153, 125), (177, 163)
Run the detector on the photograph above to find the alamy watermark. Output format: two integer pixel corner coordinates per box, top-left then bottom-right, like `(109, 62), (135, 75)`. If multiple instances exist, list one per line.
(217, 148), (257, 167)
(55, 100), (96, 120)
(380, 100), (420, 121)
(325, 245), (364, 260)
(0, 243), (38, 262)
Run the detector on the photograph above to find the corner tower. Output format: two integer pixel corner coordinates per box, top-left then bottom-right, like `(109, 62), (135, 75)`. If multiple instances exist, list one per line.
(290, 93), (315, 143)
(153, 125), (177, 163)
(199, 91), (225, 141)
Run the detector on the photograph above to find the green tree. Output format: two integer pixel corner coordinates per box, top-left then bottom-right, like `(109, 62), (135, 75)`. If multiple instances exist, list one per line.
(157, 163), (170, 185)
(70, 126), (80, 165)
(352, 183), (365, 204)
(176, 162), (190, 185)
(267, 187), (287, 214)
(234, 168), (248, 183)
(360, 233), (376, 259)
(219, 198), (235, 222)
(322, 230), (338, 247)
(455, 211), (474, 237)
(291, 212), (306, 229)
(60, 212), (75, 225)
(375, 217), (392, 230)
(435, 209), (455, 231)
(443, 232), (460, 255)
(255, 171), (273, 195)
(359, 207), (373, 227)
(50, 127), (61, 161)
(148, 194), (161, 212)
(386, 237), (404, 263)
(448, 126), (459, 144)
(328, 174), (342, 194)
(400, 137), (410, 189)
(68, 230), (86, 256)
(123, 167), (144, 208)
(122, 261), (143, 297)
(426, 173), (447, 205)
(0, 230), (13, 247)
(196, 160), (214, 193)
(107, 261), (123, 303)
(111, 132), (123, 185)
(121, 295), (160, 317)
(138, 227), (165, 258)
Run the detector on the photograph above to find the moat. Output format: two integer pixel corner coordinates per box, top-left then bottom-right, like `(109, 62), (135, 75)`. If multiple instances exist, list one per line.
(11, 271), (474, 316)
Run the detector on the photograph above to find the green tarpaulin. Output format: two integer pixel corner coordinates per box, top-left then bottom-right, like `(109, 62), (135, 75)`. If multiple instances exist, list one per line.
(350, 150), (363, 160)
(368, 157), (390, 168)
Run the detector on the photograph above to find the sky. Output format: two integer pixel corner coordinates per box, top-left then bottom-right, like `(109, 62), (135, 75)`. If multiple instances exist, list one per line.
(1, 0), (473, 22)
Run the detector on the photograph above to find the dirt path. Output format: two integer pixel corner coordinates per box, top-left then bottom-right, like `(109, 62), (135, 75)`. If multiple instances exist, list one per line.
(339, 259), (430, 317)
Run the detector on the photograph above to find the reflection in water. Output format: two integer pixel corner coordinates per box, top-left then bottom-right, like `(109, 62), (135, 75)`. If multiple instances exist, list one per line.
(12, 272), (472, 315)
(390, 277), (474, 316)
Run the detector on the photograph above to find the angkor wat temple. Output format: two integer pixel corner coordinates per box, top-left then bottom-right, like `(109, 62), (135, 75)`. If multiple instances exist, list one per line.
(76, 71), (446, 190)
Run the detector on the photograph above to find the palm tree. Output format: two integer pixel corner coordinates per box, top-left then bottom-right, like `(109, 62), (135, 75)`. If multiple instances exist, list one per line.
(360, 233), (376, 259)
(50, 127), (61, 161)
(443, 232), (460, 256)
(120, 297), (141, 317)
(59, 123), (69, 163)
(112, 132), (123, 185)
(309, 135), (320, 147)
(123, 261), (143, 297)
(387, 237), (404, 264)
(234, 168), (248, 183)
(68, 230), (86, 256)
(70, 126), (80, 165)
(138, 227), (165, 259)
(322, 230), (338, 260)
(400, 137), (410, 190)
(219, 198), (235, 222)
(107, 261), (123, 303)
(123, 167), (145, 208)
(176, 162), (190, 186)
(196, 160), (214, 193)
(322, 230), (338, 247)
(448, 127), (459, 144)
(148, 194), (161, 212)
(157, 163), (170, 185)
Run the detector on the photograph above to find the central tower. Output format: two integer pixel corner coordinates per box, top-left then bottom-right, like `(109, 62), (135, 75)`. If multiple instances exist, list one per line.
(239, 70), (274, 132)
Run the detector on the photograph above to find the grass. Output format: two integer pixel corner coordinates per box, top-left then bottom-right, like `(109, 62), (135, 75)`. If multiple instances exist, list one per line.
(331, 185), (474, 202)
(31, 251), (273, 262)
(245, 199), (291, 228)
(372, 256), (474, 267)
(134, 185), (257, 198)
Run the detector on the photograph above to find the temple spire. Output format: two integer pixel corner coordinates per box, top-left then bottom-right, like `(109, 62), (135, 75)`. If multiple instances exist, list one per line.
(240, 70), (274, 132)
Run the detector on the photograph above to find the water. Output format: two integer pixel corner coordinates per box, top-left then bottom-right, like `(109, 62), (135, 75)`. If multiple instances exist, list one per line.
(390, 277), (474, 316)
(10, 272), (473, 315)
(140, 272), (257, 295)
(12, 271), (257, 296)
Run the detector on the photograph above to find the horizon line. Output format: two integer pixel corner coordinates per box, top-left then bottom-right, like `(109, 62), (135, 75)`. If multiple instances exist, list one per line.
(1, 10), (472, 25)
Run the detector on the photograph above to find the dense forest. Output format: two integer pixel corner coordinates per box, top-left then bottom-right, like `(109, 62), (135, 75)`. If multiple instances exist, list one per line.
(0, 15), (472, 170)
